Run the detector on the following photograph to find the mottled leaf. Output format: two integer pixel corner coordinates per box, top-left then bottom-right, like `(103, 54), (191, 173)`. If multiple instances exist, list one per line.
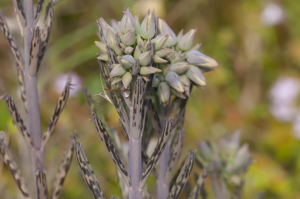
(188, 166), (209, 199)
(0, 9), (25, 71)
(140, 119), (173, 189)
(0, 132), (32, 199)
(83, 87), (96, 114)
(34, 0), (45, 24)
(74, 140), (106, 199)
(130, 77), (145, 139)
(16, 63), (27, 112)
(2, 95), (33, 147)
(12, 0), (26, 30)
(41, 76), (72, 149)
(29, 27), (41, 77)
(164, 128), (185, 184)
(92, 114), (131, 187)
(51, 133), (77, 199)
(148, 100), (161, 135)
(36, 170), (48, 199)
(233, 179), (245, 199)
(131, 59), (140, 76)
(37, 2), (53, 71)
(167, 151), (196, 199)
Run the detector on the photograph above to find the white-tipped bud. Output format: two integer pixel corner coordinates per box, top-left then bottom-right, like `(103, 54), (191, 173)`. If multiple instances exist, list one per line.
(125, 46), (134, 54)
(177, 30), (183, 41)
(165, 71), (184, 93)
(155, 48), (174, 57)
(119, 8), (135, 34)
(120, 55), (135, 69)
(120, 43), (126, 49)
(198, 141), (213, 161)
(111, 19), (119, 32)
(112, 77), (122, 85)
(123, 30), (136, 46)
(169, 62), (190, 74)
(171, 88), (186, 99)
(134, 46), (142, 59)
(139, 51), (151, 66)
(152, 34), (169, 50)
(158, 82), (170, 106)
(186, 65), (206, 86)
(191, 43), (202, 51)
(118, 31), (124, 43)
(95, 41), (107, 53)
(139, 66), (162, 75)
(179, 74), (190, 86)
(153, 54), (168, 63)
(158, 19), (177, 47)
(140, 10), (156, 39)
(122, 72), (132, 89)
(186, 50), (218, 70)
(110, 64), (126, 78)
(97, 54), (109, 61)
(178, 29), (197, 51)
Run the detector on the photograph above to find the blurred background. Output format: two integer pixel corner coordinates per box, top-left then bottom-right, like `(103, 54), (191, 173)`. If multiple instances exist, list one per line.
(0, 0), (300, 198)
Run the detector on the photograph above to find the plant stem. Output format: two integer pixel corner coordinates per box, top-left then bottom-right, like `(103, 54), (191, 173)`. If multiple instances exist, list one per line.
(157, 116), (170, 199)
(24, 0), (44, 197)
(129, 106), (142, 199)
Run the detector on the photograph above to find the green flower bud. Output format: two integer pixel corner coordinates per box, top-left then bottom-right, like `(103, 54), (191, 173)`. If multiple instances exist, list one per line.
(123, 30), (136, 46)
(112, 77), (122, 85)
(169, 62), (190, 74)
(153, 76), (160, 87)
(198, 141), (213, 162)
(119, 8), (135, 34)
(97, 54), (109, 61)
(139, 51), (151, 66)
(122, 72), (132, 89)
(184, 85), (190, 97)
(177, 30), (183, 41)
(158, 82), (170, 106)
(191, 43), (201, 51)
(97, 18), (116, 42)
(155, 48), (174, 57)
(179, 74), (190, 86)
(139, 66), (162, 75)
(165, 71), (184, 93)
(106, 28), (122, 55)
(135, 15), (140, 35)
(186, 65), (206, 86)
(111, 19), (119, 32)
(120, 55), (135, 69)
(134, 46), (142, 59)
(110, 64), (126, 78)
(152, 34), (169, 50)
(95, 41), (107, 53)
(227, 144), (251, 173)
(120, 43), (126, 49)
(178, 29), (197, 51)
(118, 31), (124, 43)
(171, 88), (186, 99)
(137, 35), (144, 46)
(158, 19), (177, 47)
(153, 54), (168, 63)
(186, 50), (218, 70)
(140, 10), (156, 39)
(125, 46), (134, 54)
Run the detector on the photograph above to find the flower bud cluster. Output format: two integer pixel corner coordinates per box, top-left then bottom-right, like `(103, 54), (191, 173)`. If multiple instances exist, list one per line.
(197, 132), (252, 185)
(95, 9), (218, 104)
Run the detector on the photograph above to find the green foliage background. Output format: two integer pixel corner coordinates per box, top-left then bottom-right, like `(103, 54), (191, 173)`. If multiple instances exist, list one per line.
(0, 0), (300, 198)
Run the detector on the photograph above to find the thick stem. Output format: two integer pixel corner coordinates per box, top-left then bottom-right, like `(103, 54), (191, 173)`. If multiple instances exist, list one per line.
(24, 0), (44, 197)
(157, 116), (169, 199)
(128, 136), (142, 199)
(129, 105), (142, 199)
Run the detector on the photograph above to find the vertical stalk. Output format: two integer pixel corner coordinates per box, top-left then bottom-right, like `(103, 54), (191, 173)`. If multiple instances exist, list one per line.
(129, 107), (142, 199)
(157, 116), (169, 199)
(24, 0), (44, 197)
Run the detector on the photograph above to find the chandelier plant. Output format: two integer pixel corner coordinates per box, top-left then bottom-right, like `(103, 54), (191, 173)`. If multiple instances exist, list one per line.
(72, 8), (218, 199)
